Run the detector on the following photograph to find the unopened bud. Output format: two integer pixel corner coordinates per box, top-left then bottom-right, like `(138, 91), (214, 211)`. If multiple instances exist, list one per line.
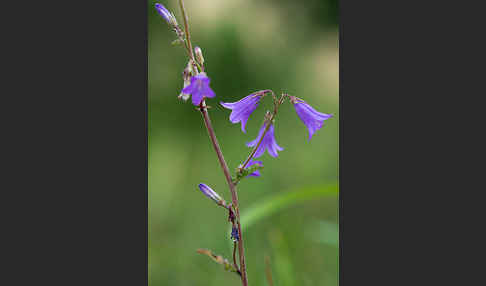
(231, 226), (239, 242)
(155, 3), (178, 27)
(184, 61), (194, 77)
(198, 183), (226, 206)
(178, 62), (194, 101)
(194, 46), (204, 66)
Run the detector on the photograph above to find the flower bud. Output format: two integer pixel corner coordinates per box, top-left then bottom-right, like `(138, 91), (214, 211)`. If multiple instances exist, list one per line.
(178, 62), (193, 101)
(155, 3), (178, 27)
(194, 46), (204, 66)
(198, 183), (224, 205)
(231, 226), (239, 242)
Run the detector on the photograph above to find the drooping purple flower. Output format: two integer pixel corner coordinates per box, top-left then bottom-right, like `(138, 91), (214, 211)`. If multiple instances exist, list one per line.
(155, 3), (177, 26)
(290, 96), (332, 140)
(198, 183), (223, 204)
(220, 92), (264, 133)
(246, 122), (283, 158)
(181, 72), (216, 106)
(246, 160), (263, 177)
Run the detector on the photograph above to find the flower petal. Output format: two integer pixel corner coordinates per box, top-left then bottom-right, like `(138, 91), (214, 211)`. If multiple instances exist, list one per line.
(220, 101), (237, 109)
(192, 92), (204, 106)
(248, 170), (261, 177)
(246, 160), (263, 177)
(202, 85), (216, 98)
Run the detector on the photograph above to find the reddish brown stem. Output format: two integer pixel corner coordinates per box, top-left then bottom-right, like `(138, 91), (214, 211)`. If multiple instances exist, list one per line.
(199, 101), (248, 286)
(177, 2), (249, 284)
(233, 241), (240, 274)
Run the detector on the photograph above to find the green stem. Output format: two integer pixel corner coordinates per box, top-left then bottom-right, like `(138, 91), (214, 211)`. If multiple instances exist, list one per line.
(199, 102), (248, 286)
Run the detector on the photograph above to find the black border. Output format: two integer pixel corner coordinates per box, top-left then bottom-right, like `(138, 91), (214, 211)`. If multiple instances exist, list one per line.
(4, 1), (148, 285)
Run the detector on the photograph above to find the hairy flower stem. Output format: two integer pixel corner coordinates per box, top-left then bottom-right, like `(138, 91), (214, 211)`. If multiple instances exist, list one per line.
(178, 1), (248, 284)
(240, 94), (287, 170)
(199, 101), (249, 286)
(178, 0), (200, 73)
(233, 241), (239, 273)
(178, 0), (193, 58)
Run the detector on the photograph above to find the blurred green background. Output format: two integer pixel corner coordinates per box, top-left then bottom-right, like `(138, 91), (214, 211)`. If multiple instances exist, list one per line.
(148, 0), (339, 285)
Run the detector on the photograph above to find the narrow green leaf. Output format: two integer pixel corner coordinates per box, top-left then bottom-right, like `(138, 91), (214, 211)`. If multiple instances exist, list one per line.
(240, 183), (338, 231)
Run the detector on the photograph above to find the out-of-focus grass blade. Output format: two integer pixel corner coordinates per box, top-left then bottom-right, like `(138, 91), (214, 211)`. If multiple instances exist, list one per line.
(268, 229), (296, 286)
(240, 183), (338, 232)
(306, 220), (339, 247)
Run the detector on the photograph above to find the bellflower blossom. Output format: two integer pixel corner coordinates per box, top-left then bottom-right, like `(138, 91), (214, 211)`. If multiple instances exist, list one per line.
(220, 92), (264, 133)
(246, 122), (283, 158)
(181, 72), (216, 106)
(290, 96), (333, 140)
(198, 183), (223, 204)
(155, 3), (177, 27)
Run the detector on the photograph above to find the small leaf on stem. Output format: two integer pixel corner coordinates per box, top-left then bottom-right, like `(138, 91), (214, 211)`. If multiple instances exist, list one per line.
(196, 249), (241, 275)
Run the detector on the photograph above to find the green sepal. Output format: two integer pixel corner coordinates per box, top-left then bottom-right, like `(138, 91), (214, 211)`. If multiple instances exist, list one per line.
(234, 164), (264, 184)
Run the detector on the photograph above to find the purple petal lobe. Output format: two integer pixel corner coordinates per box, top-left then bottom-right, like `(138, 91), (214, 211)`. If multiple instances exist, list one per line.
(248, 170), (261, 177)
(247, 160), (263, 166)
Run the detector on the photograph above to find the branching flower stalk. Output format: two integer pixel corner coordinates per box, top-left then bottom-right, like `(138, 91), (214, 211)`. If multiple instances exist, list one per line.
(240, 92), (285, 171)
(155, 2), (333, 285)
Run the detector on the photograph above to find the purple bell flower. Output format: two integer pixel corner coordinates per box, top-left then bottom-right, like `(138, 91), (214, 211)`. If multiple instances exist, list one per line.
(290, 96), (332, 140)
(246, 122), (283, 158)
(198, 183), (223, 204)
(181, 72), (216, 106)
(220, 92), (264, 133)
